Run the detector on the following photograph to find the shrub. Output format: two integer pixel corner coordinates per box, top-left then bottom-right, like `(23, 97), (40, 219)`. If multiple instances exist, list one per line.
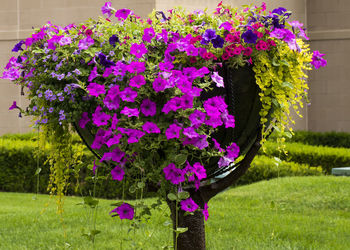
(268, 130), (350, 148)
(236, 155), (322, 185)
(262, 141), (350, 174)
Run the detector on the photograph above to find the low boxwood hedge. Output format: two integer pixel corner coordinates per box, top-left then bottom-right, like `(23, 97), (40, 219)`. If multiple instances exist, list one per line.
(262, 141), (350, 174)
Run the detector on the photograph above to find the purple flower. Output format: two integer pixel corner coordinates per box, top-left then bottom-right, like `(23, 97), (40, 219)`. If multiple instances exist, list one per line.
(106, 134), (122, 147)
(130, 43), (148, 58)
(124, 128), (145, 144)
(203, 96), (227, 115)
(98, 53), (115, 68)
(270, 28), (297, 50)
(211, 35), (224, 48)
(101, 147), (125, 163)
(221, 110), (235, 128)
(79, 112), (90, 128)
(104, 86), (120, 110)
(119, 87), (137, 102)
(219, 22), (233, 31)
(129, 75), (146, 88)
(183, 134), (208, 149)
(163, 163), (185, 185)
(159, 62), (174, 71)
(165, 123), (182, 140)
(91, 129), (111, 149)
(212, 138), (223, 152)
(142, 121), (160, 133)
(127, 61), (145, 74)
(189, 110), (206, 128)
(9, 101), (18, 110)
(241, 30), (258, 44)
(1, 68), (20, 81)
(179, 94), (193, 110)
(101, 2), (113, 17)
(272, 7), (288, 16)
(202, 203), (209, 221)
(289, 21), (309, 40)
(110, 165), (125, 181)
(78, 36), (94, 50)
(109, 35), (119, 47)
(120, 106), (139, 117)
(110, 202), (134, 220)
(12, 41), (24, 52)
(115, 9), (131, 20)
(140, 99), (156, 117)
(180, 198), (198, 212)
(211, 72), (224, 87)
(87, 82), (105, 97)
(218, 156), (234, 168)
(202, 29), (216, 43)
(143, 27), (155, 43)
(92, 106), (111, 126)
(58, 36), (72, 46)
(205, 115), (223, 128)
(311, 50), (327, 69)
(152, 77), (168, 92)
(183, 127), (199, 139)
(88, 66), (98, 82)
(227, 142), (240, 159)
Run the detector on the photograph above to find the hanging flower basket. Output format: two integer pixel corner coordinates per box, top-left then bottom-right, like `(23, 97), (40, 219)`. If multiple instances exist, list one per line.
(3, 2), (326, 249)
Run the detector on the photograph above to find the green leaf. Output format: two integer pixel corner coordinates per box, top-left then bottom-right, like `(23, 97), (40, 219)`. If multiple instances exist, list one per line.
(284, 131), (293, 138)
(174, 227), (188, 234)
(129, 185), (136, 193)
(175, 154), (187, 166)
(167, 193), (177, 201)
(83, 196), (99, 208)
(272, 57), (280, 66)
(178, 191), (190, 200)
(137, 182), (145, 189)
(34, 167), (42, 175)
(110, 201), (124, 207)
(163, 221), (172, 227)
(281, 81), (293, 89)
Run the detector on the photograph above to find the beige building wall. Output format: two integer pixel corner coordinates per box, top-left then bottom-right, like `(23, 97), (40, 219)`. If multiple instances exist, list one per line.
(0, 0), (349, 134)
(307, 0), (350, 132)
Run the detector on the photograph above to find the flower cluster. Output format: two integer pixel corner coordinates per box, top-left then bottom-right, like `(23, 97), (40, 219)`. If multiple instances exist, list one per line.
(3, 2), (326, 219)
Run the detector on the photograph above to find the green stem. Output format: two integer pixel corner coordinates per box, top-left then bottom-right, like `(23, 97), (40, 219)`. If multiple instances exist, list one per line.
(175, 186), (178, 250)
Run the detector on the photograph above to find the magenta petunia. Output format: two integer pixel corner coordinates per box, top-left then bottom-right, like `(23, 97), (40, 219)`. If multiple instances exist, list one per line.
(188, 110), (206, 128)
(88, 66), (99, 82)
(211, 72), (224, 88)
(120, 106), (139, 117)
(110, 202), (134, 220)
(140, 99), (156, 117)
(142, 121), (161, 134)
(130, 43), (148, 58)
(78, 36), (94, 50)
(111, 165), (125, 181)
(203, 96), (227, 115)
(103, 86), (120, 110)
(125, 128), (145, 144)
(179, 94), (193, 110)
(106, 134), (122, 147)
(101, 147), (125, 163)
(152, 77), (168, 92)
(92, 106), (111, 127)
(143, 27), (155, 43)
(129, 75), (146, 88)
(202, 203), (209, 221)
(115, 8), (131, 20)
(212, 138), (223, 152)
(180, 198), (198, 212)
(91, 129), (111, 149)
(163, 163), (185, 185)
(101, 2), (113, 17)
(58, 36), (72, 46)
(79, 112), (90, 128)
(87, 82), (105, 97)
(165, 123), (182, 140)
(126, 61), (145, 74)
(183, 127), (199, 139)
(159, 62), (174, 71)
(162, 97), (183, 114)
(9, 101), (18, 110)
(226, 142), (240, 159)
(205, 115), (223, 128)
(183, 134), (208, 149)
(221, 110), (235, 128)
(111, 113), (119, 130)
(119, 87), (137, 102)
(311, 50), (327, 69)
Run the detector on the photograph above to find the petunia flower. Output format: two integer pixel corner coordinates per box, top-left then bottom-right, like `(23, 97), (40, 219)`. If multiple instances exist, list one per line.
(211, 72), (224, 87)
(79, 112), (90, 128)
(202, 203), (209, 220)
(165, 123), (182, 140)
(9, 101), (18, 110)
(111, 165), (125, 181)
(163, 163), (185, 185)
(78, 36), (94, 50)
(92, 106), (111, 127)
(115, 8), (131, 20)
(110, 202), (134, 220)
(142, 121), (160, 133)
(140, 99), (156, 117)
(241, 29), (258, 44)
(109, 34), (119, 47)
(119, 87), (137, 102)
(101, 2), (113, 17)
(188, 110), (206, 128)
(143, 27), (155, 43)
(180, 198), (198, 212)
(311, 50), (327, 69)
(130, 43), (148, 58)
(129, 75), (146, 88)
(120, 106), (139, 117)
(87, 82), (105, 97)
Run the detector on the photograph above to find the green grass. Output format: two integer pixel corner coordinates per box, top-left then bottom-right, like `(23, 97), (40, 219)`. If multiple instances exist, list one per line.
(1, 176), (350, 249)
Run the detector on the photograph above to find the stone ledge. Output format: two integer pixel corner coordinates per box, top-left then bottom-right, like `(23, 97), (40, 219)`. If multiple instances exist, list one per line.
(309, 29), (350, 41)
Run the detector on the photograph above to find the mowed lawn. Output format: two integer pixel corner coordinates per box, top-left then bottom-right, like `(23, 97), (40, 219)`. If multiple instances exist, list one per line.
(0, 176), (349, 249)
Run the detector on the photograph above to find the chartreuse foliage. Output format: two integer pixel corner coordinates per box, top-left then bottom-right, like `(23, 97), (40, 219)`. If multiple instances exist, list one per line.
(1, 176), (349, 249)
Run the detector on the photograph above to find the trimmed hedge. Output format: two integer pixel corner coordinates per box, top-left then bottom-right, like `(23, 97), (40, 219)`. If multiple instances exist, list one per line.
(237, 155), (323, 185)
(269, 130), (350, 148)
(0, 139), (130, 199)
(262, 141), (350, 174)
